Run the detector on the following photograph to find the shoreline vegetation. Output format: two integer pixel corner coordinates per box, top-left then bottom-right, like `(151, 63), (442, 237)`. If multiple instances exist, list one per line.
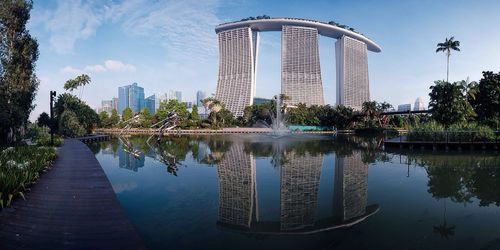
(0, 146), (57, 208)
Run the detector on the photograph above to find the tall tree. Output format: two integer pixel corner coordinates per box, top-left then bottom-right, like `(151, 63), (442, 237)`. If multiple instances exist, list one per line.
(471, 71), (500, 126)
(63, 74), (91, 98)
(37, 112), (50, 127)
(121, 107), (133, 122)
(429, 81), (473, 127)
(0, 0), (39, 145)
(138, 107), (152, 128)
(109, 109), (119, 127)
(98, 111), (109, 128)
(436, 37), (460, 82)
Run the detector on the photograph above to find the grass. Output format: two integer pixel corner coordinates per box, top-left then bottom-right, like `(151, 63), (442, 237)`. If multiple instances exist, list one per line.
(0, 146), (57, 208)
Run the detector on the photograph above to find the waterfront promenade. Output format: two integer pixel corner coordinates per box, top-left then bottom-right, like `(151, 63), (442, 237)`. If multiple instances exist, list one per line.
(0, 139), (145, 249)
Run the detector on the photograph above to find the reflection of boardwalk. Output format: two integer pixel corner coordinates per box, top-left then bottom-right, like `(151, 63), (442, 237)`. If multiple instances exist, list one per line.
(334, 151), (369, 221)
(280, 152), (324, 231)
(0, 140), (144, 249)
(217, 143), (256, 228)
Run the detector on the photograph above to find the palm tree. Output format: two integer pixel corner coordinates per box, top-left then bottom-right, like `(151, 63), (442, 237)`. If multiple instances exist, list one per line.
(64, 74), (91, 98)
(201, 97), (223, 128)
(436, 37), (460, 82)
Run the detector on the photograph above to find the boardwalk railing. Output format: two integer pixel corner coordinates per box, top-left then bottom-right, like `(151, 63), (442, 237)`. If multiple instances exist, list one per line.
(384, 130), (500, 150)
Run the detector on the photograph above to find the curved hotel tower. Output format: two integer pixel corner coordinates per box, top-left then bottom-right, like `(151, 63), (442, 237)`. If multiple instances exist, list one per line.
(215, 18), (381, 116)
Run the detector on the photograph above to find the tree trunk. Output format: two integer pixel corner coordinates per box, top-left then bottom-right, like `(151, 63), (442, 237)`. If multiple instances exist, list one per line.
(446, 50), (450, 82)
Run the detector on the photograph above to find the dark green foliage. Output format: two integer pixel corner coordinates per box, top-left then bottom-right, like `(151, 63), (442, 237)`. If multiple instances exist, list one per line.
(408, 122), (496, 142)
(157, 99), (188, 122)
(109, 109), (119, 126)
(98, 111), (109, 127)
(332, 105), (356, 130)
(121, 107), (133, 122)
(138, 108), (151, 128)
(37, 112), (50, 127)
(471, 71), (500, 123)
(59, 110), (85, 137)
(429, 81), (474, 127)
(54, 93), (98, 136)
(0, 146), (57, 208)
(0, 0), (39, 145)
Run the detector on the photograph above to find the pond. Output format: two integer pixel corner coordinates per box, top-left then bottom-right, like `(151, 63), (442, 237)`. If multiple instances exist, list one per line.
(90, 134), (500, 250)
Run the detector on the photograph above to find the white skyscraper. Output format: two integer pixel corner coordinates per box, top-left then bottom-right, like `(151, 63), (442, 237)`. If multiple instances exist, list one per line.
(335, 36), (370, 110)
(281, 25), (324, 106)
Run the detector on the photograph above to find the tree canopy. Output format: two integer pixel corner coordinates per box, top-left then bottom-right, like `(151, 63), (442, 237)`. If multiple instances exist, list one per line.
(54, 93), (99, 136)
(0, 0), (39, 145)
(429, 80), (474, 127)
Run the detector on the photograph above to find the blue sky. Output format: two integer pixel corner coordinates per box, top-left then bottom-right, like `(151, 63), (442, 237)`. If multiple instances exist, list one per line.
(28, 0), (500, 120)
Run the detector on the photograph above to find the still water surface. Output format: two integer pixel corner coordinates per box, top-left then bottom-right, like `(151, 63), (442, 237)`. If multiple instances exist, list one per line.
(91, 134), (500, 250)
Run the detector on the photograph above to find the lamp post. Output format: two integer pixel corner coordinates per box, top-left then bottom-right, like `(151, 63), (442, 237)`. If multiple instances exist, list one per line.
(50, 91), (56, 145)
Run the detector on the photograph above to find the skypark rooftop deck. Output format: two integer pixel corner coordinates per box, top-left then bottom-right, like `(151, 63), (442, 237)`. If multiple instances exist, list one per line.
(215, 17), (381, 52)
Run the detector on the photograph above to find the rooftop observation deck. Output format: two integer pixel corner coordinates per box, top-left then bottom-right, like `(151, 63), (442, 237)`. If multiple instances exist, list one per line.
(215, 17), (382, 52)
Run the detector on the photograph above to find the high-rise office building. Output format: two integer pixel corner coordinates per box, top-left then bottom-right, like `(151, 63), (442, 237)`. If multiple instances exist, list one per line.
(397, 104), (411, 112)
(118, 82), (145, 114)
(145, 95), (156, 114)
(196, 90), (206, 107)
(99, 97), (119, 114)
(175, 91), (182, 102)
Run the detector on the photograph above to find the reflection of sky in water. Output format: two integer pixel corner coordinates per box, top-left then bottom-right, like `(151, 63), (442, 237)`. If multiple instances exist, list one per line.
(94, 135), (500, 250)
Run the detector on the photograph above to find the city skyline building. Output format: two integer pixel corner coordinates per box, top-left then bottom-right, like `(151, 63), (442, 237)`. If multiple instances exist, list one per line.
(99, 98), (118, 114)
(118, 82), (145, 114)
(397, 103), (411, 112)
(145, 95), (156, 114)
(196, 90), (206, 107)
(414, 97), (426, 111)
(214, 17), (381, 116)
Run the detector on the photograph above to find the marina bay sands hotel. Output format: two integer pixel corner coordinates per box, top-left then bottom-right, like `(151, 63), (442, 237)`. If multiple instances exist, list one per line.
(214, 17), (381, 116)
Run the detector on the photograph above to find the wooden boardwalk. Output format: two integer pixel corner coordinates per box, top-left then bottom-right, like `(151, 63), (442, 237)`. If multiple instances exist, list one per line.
(0, 139), (145, 249)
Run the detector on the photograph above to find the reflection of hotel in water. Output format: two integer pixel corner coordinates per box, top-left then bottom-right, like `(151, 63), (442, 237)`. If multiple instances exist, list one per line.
(217, 143), (376, 234)
(334, 152), (368, 221)
(217, 143), (257, 228)
(280, 151), (323, 231)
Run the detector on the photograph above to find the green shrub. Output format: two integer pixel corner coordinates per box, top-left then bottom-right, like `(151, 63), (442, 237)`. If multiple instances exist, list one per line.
(408, 122), (496, 142)
(0, 146), (57, 208)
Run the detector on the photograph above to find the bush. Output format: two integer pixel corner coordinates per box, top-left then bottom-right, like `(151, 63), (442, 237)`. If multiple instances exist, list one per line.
(0, 146), (57, 208)
(408, 122), (496, 142)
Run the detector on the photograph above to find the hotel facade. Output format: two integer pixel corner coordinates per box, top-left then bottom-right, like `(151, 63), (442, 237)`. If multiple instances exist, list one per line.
(214, 18), (381, 116)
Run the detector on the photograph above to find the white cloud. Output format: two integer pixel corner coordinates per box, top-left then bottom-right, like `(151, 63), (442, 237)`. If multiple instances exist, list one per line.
(104, 60), (136, 72)
(60, 66), (84, 75)
(41, 0), (105, 54)
(84, 64), (107, 73)
(61, 60), (136, 75)
(32, 0), (223, 58)
(107, 0), (221, 61)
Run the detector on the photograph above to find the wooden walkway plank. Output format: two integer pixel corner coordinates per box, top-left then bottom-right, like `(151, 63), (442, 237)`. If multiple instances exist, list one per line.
(0, 139), (146, 250)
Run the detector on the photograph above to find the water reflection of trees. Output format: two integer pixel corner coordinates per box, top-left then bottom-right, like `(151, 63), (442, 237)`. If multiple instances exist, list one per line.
(243, 134), (390, 167)
(405, 153), (500, 206)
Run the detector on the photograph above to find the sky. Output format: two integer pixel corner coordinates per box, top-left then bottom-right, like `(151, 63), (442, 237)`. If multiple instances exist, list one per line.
(27, 0), (500, 120)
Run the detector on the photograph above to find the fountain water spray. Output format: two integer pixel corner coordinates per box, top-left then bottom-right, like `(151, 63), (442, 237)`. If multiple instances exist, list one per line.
(270, 94), (290, 136)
